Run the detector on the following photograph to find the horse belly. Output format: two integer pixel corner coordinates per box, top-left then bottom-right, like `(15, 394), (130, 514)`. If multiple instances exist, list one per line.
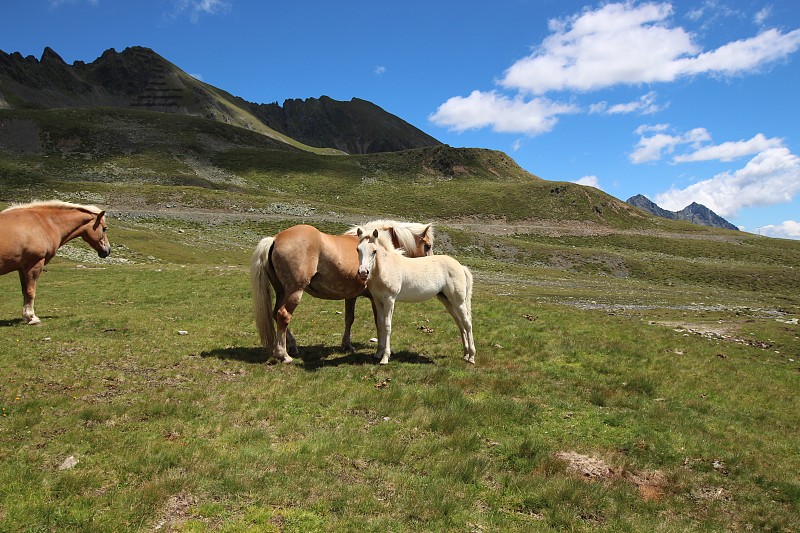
(304, 233), (363, 300)
(306, 273), (365, 300)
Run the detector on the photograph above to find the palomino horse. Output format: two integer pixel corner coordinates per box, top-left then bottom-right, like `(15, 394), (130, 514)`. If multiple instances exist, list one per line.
(356, 227), (475, 365)
(251, 220), (433, 363)
(0, 201), (110, 325)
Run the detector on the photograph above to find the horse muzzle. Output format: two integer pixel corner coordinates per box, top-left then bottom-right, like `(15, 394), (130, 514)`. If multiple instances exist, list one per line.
(357, 267), (370, 281)
(97, 246), (111, 258)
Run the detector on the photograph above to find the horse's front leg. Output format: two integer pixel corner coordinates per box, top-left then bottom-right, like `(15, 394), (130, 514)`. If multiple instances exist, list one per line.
(19, 261), (44, 325)
(340, 297), (357, 353)
(377, 297), (395, 365)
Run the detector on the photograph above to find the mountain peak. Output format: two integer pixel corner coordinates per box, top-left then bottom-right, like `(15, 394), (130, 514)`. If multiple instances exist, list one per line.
(40, 47), (66, 65)
(626, 195), (738, 231)
(0, 46), (441, 154)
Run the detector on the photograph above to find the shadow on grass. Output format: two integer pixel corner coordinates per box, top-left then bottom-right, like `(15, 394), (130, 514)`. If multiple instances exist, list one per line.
(199, 343), (434, 370)
(0, 315), (58, 327)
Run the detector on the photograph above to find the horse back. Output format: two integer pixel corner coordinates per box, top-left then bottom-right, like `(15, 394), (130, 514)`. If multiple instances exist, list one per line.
(270, 224), (363, 298)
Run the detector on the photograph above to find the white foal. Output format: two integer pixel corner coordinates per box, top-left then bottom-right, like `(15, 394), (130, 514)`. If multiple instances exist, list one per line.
(356, 228), (476, 365)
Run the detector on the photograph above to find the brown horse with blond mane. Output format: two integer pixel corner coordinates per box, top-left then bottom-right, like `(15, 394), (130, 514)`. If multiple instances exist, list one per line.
(0, 201), (110, 325)
(251, 220), (433, 363)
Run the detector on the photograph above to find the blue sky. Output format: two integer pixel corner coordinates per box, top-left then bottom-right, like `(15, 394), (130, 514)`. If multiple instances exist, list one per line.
(3, 0), (800, 238)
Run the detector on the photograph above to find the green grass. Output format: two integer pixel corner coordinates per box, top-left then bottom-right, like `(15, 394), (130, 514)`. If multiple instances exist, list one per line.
(1, 218), (798, 530)
(2, 106), (800, 530)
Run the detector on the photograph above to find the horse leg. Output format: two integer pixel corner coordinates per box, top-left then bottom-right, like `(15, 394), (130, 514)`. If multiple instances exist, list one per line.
(437, 294), (475, 364)
(376, 297), (395, 365)
(19, 261), (44, 325)
(274, 290), (304, 363)
(459, 303), (476, 364)
(371, 298), (386, 360)
(340, 297), (356, 353)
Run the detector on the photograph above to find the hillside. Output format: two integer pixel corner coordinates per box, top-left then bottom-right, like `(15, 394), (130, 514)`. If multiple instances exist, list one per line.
(2, 44), (800, 533)
(0, 46), (440, 155)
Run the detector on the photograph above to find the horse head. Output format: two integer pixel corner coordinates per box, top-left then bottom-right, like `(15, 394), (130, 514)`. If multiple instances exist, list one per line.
(81, 210), (111, 258)
(416, 224), (433, 257)
(356, 228), (380, 282)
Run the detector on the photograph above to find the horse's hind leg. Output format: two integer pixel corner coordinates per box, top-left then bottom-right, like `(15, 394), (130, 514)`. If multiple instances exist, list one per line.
(274, 289), (304, 363)
(19, 261), (44, 325)
(436, 294), (475, 364)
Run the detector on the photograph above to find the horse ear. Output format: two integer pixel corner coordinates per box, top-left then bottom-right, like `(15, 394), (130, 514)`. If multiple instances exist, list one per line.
(357, 228), (363, 238)
(93, 211), (106, 229)
(371, 228), (379, 240)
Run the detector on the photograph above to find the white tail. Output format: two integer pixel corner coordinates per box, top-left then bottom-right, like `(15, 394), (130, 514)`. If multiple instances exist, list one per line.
(251, 236), (276, 354)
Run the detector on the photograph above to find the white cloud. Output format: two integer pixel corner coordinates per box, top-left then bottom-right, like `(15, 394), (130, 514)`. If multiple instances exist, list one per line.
(630, 126), (710, 163)
(574, 175), (601, 189)
(429, 90), (579, 135)
(754, 6), (772, 26)
(673, 133), (784, 162)
(655, 147), (800, 217)
(499, 2), (800, 95)
(374, 66), (386, 76)
(757, 220), (800, 239)
(168, 0), (231, 22)
(591, 91), (663, 115)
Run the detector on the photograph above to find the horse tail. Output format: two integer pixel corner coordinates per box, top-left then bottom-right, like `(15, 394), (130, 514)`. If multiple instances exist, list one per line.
(251, 236), (276, 353)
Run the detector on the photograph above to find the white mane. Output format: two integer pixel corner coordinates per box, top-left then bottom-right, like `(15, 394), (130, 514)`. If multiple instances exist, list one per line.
(2, 200), (104, 215)
(345, 219), (433, 252)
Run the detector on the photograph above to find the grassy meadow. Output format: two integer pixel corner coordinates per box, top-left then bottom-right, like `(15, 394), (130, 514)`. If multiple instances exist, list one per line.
(1, 208), (799, 532)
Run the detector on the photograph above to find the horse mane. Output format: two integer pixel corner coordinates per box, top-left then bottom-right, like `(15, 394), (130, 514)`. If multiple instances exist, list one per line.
(358, 227), (405, 255)
(345, 219), (433, 251)
(2, 200), (104, 215)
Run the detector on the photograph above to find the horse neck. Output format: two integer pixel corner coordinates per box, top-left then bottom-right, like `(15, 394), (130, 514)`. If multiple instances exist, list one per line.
(47, 208), (95, 246)
(373, 240), (402, 278)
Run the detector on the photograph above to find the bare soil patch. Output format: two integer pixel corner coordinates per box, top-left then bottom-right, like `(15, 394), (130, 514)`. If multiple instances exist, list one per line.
(554, 451), (668, 501)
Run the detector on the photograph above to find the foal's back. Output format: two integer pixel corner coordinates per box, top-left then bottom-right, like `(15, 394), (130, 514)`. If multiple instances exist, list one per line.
(394, 253), (467, 303)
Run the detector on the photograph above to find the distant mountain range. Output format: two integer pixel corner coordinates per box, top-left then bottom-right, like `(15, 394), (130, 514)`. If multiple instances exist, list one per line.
(626, 194), (739, 231)
(0, 46), (441, 155)
(0, 46), (743, 234)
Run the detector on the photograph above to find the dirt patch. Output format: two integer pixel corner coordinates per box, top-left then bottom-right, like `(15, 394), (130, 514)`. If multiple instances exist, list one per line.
(152, 493), (198, 531)
(554, 451), (668, 501)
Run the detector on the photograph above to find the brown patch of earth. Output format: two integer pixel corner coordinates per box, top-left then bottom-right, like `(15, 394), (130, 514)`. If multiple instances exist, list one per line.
(152, 493), (198, 531)
(554, 451), (668, 502)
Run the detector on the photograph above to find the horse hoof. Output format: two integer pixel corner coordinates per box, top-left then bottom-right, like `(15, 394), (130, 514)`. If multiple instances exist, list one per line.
(26, 319), (42, 326)
(282, 355), (294, 364)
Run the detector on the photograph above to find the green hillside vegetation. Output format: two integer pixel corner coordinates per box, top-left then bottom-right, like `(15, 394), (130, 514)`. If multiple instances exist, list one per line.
(1, 100), (799, 530)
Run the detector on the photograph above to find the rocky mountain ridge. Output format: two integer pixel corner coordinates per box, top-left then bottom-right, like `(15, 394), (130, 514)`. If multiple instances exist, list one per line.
(0, 46), (441, 155)
(626, 194), (739, 231)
